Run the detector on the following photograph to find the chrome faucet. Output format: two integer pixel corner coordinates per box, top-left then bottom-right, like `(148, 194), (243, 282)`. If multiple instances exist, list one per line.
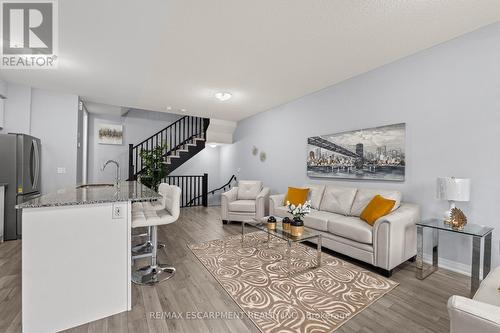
(102, 160), (120, 186)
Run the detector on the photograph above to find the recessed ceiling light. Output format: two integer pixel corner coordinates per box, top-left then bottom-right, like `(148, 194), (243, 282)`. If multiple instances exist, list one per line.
(214, 92), (232, 102)
(180, 108), (186, 112)
(166, 106), (172, 111)
(209, 143), (218, 148)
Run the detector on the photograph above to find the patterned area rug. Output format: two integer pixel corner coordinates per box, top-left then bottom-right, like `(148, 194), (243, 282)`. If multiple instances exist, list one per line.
(189, 231), (398, 333)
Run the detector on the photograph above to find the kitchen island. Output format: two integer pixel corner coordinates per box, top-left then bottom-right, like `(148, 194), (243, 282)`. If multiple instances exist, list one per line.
(17, 181), (160, 333)
(0, 183), (6, 242)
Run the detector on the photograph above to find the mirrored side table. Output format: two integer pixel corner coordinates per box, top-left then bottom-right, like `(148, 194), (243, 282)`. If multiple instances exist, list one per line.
(416, 218), (493, 297)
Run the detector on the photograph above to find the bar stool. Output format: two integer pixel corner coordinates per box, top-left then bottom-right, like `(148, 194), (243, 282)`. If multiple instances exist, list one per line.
(131, 183), (181, 285)
(131, 200), (165, 255)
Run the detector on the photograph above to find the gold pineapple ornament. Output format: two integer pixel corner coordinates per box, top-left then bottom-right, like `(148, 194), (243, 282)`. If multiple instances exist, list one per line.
(449, 207), (467, 230)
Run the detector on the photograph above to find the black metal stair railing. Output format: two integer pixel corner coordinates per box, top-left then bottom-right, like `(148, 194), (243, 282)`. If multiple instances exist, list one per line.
(185, 174), (237, 207)
(128, 115), (209, 180)
(165, 174), (208, 207)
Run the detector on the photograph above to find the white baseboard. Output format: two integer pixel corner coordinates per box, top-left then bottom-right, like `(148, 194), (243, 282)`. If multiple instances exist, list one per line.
(423, 254), (472, 277)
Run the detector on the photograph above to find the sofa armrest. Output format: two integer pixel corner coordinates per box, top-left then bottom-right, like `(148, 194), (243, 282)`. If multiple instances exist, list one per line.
(255, 187), (270, 219)
(373, 202), (420, 270)
(448, 296), (500, 333)
(269, 193), (285, 216)
(221, 187), (238, 220)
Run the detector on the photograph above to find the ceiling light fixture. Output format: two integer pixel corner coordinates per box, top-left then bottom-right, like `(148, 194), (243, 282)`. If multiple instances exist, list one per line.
(214, 92), (232, 102)
(209, 143), (218, 148)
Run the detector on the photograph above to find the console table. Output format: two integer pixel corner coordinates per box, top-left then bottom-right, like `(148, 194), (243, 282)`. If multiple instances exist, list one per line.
(415, 218), (493, 297)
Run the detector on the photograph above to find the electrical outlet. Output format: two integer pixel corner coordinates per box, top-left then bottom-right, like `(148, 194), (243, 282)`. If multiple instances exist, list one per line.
(57, 167), (66, 174)
(112, 204), (123, 219)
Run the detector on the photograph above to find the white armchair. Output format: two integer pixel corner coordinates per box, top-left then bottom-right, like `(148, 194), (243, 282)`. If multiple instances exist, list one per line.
(448, 266), (500, 333)
(221, 180), (270, 224)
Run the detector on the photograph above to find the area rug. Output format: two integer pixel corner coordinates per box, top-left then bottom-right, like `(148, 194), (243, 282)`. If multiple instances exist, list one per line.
(188, 231), (398, 333)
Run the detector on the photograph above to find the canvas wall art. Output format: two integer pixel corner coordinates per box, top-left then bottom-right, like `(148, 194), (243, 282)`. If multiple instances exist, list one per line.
(97, 124), (123, 145)
(307, 123), (406, 181)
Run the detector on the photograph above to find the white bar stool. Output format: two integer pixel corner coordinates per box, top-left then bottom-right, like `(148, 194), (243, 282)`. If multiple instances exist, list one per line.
(131, 200), (165, 256)
(131, 183), (181, 285)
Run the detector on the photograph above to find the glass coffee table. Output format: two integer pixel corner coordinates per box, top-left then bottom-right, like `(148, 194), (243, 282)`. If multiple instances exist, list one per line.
(242, 216), (322, 276)
(416, 218), (493, 297)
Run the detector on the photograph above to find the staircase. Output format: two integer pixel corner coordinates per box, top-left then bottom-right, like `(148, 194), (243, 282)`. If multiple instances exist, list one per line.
(185, 174), (237, 207)
(128, 115), (210, 180)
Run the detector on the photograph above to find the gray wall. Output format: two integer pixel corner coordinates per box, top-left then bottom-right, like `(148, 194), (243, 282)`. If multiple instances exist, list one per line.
(88, 110), (224, 204)
(0, 81), (79, 194)
(221, 22), (500, 270)
(88, 110), (182, 183)
(170, 145), (223, 205)
(0, 83), (31, 134)
(30, 89), (79, 194)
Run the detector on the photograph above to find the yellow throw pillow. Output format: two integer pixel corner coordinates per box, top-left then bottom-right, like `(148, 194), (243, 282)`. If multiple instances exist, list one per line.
(284, 187), (309, 206)
(360, 195), (396, 225)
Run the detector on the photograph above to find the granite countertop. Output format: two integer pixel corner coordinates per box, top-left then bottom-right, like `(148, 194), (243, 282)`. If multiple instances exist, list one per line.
(17, 181), (161, 209)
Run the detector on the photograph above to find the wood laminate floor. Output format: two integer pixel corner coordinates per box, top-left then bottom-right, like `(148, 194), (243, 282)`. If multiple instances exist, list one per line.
(0, 207), (470, 333)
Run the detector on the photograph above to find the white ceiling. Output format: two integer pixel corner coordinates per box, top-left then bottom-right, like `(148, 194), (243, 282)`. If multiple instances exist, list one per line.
(2, 1), (500, 121)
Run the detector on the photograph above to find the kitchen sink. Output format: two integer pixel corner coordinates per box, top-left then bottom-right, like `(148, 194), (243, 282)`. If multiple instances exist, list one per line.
(77, 183), (115, 189)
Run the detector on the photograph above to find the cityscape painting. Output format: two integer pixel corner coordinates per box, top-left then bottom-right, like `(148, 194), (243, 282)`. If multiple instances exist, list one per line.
(307, 123), (406, 181)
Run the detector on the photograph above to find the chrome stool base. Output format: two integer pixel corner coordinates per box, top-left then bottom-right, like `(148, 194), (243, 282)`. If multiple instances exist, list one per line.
(132, 241), (153, 255)
(132, 226), (165, 256)
(132, 241), (165, 255)
(132, 264), (176, 285)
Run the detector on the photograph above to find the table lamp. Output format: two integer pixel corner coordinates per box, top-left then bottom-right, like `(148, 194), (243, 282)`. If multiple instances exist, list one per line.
(436, 177), (471, 222)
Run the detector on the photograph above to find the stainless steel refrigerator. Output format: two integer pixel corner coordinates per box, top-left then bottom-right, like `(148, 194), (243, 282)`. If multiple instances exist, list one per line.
(0, 133), (41, 240)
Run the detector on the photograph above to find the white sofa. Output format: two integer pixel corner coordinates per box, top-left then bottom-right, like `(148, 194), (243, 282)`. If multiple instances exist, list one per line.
(269, 184), (420, 276)
(448, 266), (500, 333)
(221, 180), (270, 223)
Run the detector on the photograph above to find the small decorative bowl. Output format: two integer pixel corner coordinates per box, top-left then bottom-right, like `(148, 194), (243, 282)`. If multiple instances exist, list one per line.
(282, 217), (291, 232)
(267, 216), (276, 230)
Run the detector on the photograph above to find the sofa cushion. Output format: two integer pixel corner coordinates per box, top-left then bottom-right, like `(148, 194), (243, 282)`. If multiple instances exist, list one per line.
(285, 187), (309, 205)
(473, 266), (500, 307)
(237, 180), (262, 200)
(274, 205), (289, 218)
(305, 184), (326, 210)
(229, 200), (256, 212)
(303, 210), (332, 231)
(327, 215), (373, 244)
(272, 207), (330, 232)
(319, 186), (357, 216)
(360, 195), (396, 225)
(350, 188), (402, 216)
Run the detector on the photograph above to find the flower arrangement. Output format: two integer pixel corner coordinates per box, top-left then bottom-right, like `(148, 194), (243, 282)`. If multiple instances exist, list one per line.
(286, 201), (311, 237)
(286, 200), (312, 220)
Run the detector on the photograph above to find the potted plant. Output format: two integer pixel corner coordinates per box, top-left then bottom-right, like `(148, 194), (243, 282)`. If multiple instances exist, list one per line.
(139, 144), (168, 191)
(286, 200), (311, 237)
